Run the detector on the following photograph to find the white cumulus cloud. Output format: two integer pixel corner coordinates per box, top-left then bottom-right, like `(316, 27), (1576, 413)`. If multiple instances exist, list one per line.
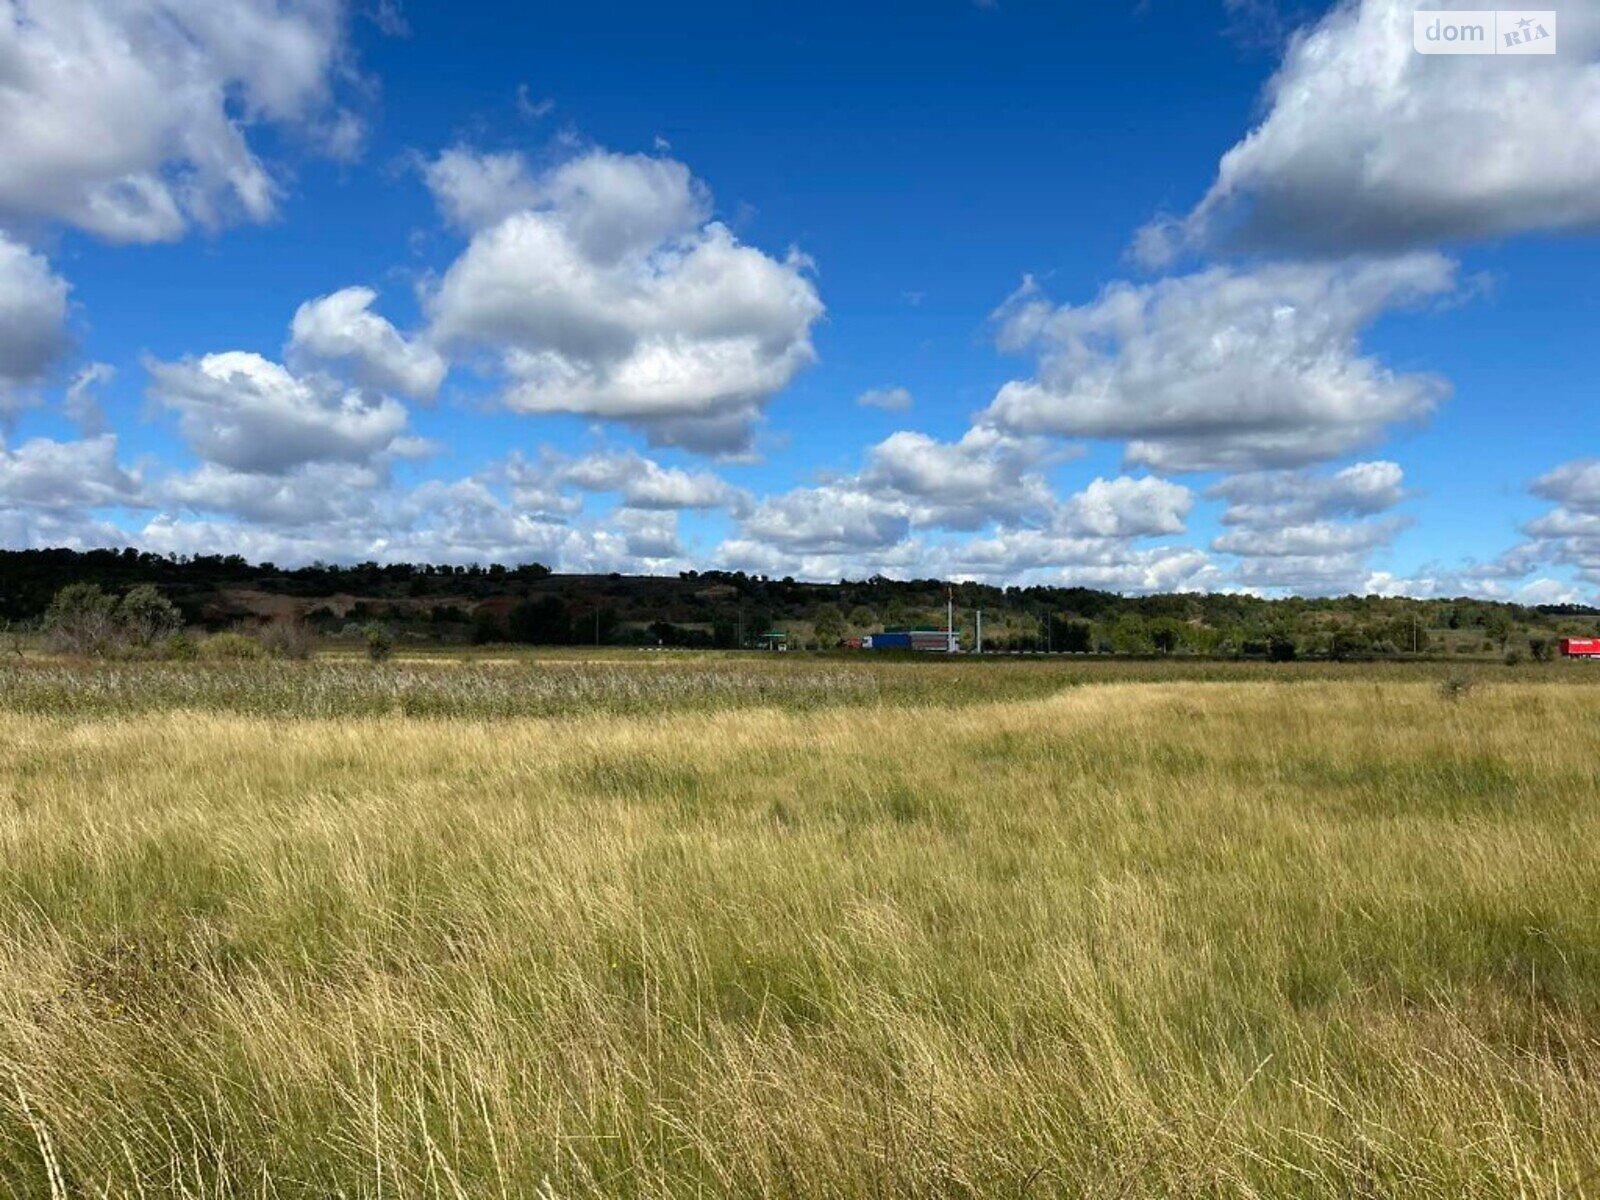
(289, 287), (445, 401)
(0, 0), (360, 243)
(1137, 0), (1600, 261)
(425, 147), (823, 454)
(148, 351), (415, 475)
(983, 256), (1457, 472)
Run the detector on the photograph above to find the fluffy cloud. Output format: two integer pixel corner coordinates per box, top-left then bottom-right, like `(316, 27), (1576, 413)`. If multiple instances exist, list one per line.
(0, 433), (142, 510)
(160, 460), (383, 525)
(1207, 460), (1411, 593)
(1055, 476), (1192, 539)
(148, 351), (415, 475)
(940, 534), (1220, 592)
(1210, 460), (1406, 526)
(1138, 0), (1600, 261)
(0, 0), (359, 243)
(487, 445), (750, 519)
(860, 427), (1056, 529)
(1213, 517), (1406, 559)
(717, 407), (1200, 588)
(726, 425), (1064, 554)
(1510, 578), (1583, 607)
(613, 508), (682, 560)
(0, 505), (127, 551)
(558, 448), (748, 512)
(738, 484), (911, 555)
(422, 148), (545, 233)
(288, 287), (445, 400)
(719, 414), (1202, 589)
(0, 432), (147, 553)
(1532, 460), (1600, 514)
(1512, 459), (1600, 588)
(133, 434), (748, 568)
(425, 148), (823, 453)
(983, 256), (1457, 472)
(0, 232), (70, 412)
(130, 473), (693, 574)
(1233, 552), (1382, 593)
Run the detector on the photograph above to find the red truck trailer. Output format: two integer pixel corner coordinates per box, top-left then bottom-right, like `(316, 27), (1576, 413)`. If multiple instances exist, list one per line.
(1559, 638), (1600, 658)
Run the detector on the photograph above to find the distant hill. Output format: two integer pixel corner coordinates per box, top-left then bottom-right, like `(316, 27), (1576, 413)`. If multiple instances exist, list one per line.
(2, 546), (1596, 657)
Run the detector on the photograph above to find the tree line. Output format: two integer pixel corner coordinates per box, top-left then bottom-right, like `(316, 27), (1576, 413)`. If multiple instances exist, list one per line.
(2, 547), (1596, 660)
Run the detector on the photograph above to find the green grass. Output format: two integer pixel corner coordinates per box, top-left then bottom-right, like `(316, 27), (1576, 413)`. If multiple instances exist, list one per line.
(3, 656), (1600, 1196)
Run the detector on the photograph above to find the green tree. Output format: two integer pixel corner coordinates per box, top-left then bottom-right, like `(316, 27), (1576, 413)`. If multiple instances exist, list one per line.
(847, 605), (877, 630)
(1109, 614), (1152, 655)
(116, 584), (182, 648)
(1149, 618), (1184, 655)
(812, 603), (846, 646)
(1484, 610), (1514, 651)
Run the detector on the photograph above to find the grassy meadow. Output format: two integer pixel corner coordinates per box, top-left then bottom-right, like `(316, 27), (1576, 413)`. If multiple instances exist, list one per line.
(3, 653), (1600, 1196)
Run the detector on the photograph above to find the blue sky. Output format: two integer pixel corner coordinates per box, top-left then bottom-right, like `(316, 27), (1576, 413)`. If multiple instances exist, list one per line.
(2, 0), (1599, 600)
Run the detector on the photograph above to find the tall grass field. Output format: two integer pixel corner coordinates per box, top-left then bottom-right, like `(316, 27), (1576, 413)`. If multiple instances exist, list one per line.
(3, 655), (1600, 1196)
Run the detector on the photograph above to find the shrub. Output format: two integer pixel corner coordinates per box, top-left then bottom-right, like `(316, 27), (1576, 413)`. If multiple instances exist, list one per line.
(162, 632), (199, 661)
(43, 583), (120, 656)
(1504, 648), (1524, 666)
(260, 618), (315, 660)
(1438, 671), (1479, 703)
(200, 631), (265, 661)
(116, 585), (183, 648)
(1529, 636), (1554, 663)
(363, 623), (394, 662)
(41, 583), (185, 657)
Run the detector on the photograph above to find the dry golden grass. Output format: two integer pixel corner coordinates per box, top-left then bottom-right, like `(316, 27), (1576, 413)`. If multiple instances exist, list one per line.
(3, 671), (1600, 1196)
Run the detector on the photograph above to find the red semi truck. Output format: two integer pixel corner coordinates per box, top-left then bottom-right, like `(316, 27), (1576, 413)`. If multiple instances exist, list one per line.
(1559, 638), (1600, 658)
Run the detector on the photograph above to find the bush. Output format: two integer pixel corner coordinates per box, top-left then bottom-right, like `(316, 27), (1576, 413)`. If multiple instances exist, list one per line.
(1438, 672), (1479, 703)
(364, 623), (394, 662)
(162, 632), (199, 661)
(117, 585), (182, 648)
(41, 582), (186, 657)
(259, 618), (315, 660)
(1504, 648), (1524, 666)
(200, 631), (265, 661)
(43, 583), (120, 656)
(1529, 636), (1554, 663)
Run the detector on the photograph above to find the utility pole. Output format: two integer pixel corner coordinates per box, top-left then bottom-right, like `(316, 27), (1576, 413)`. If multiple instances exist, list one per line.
(947, 586), (956, 654)
(976, 609), (983, 655)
